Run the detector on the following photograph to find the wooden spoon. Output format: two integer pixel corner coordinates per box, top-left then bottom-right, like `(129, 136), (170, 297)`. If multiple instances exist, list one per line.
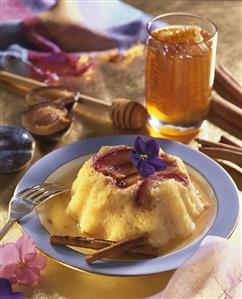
(74, 92), (147, 129)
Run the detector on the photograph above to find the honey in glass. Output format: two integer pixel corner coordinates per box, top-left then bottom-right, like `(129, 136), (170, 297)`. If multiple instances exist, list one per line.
(145, 13), (217, 136)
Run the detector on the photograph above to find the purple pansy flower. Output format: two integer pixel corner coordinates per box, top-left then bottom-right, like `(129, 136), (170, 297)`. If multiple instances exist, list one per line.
(130, 136), (167, 177)
(0, 278), (24, 299)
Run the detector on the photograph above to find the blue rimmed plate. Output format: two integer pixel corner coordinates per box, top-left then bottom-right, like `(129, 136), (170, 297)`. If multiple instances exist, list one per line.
(16, 135), (240, 276)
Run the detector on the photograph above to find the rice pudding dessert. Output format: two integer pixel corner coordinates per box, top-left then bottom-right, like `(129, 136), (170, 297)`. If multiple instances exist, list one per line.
(66, 137), (208, 249)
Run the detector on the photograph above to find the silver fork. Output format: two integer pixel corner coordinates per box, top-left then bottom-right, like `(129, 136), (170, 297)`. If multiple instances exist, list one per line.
(0, 183), (68, 241)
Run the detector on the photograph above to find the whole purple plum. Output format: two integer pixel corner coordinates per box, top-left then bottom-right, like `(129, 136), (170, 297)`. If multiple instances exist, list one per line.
(0, 126), (35, 174)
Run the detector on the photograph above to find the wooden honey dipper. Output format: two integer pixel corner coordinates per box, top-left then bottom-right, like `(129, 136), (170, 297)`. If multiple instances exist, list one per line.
(0, 71), (148, 130)
(73, 92), (148, 129)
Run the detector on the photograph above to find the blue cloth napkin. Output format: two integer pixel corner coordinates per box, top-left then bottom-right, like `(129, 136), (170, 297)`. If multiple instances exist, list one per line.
(0, 0), (151, 78)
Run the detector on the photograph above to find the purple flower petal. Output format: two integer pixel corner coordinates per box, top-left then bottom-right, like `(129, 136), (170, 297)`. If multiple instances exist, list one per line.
(0, 278), (24, 299)
(0, 278), (12, 294)
(131, 136), (167, 177)
(0, 292), (24, 299)
(138, 160), (155, 177)
(149, 157), (167, 171)
(134, 136), (146, 154)
(3, 293), (24, 299)
(145, 139), (160, 158)
(130, 150), (140, 167)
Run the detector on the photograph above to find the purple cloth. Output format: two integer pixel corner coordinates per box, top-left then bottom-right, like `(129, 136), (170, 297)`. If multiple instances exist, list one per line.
(0, 0), (151, 81)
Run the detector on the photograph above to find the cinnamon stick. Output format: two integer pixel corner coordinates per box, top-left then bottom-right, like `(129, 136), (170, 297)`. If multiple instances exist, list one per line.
(214, 64), (242, 107)
(219, 135), (242, 148)
(195, 138), (242, 153)
(208, 112), (242, 140)
(50, 234), (157, 257)
(50, 235), (113, 249)
(199, 147), (242, 167)
(85, 233), (148, 264)
(211, 93), (242, 130)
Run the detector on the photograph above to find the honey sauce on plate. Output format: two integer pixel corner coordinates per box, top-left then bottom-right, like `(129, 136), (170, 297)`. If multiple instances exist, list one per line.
(37, 163), (217, 259)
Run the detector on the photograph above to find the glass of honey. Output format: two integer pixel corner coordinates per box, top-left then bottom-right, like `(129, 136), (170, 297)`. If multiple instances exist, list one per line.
(145, 13), (217, 136)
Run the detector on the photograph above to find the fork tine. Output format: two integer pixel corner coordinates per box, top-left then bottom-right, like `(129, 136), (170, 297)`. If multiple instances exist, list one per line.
(22, 189), (62, 202)
(41, 183), (66, 192)
(33, 188), (67, 204)
(39, 183), (67, 195)
(19, 183), (64, 200)
(17, 183), (59, 197)
(17, 185), (41, 197)
(21, 187), (45, 201)
(23, 185), (67, 203)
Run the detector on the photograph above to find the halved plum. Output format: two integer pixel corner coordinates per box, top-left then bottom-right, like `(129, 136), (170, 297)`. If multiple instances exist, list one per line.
(93, 146), (132, 174)
(25, 86), (79, 110)
(92, 146), (143, 187)
(21, 103), (73, 142)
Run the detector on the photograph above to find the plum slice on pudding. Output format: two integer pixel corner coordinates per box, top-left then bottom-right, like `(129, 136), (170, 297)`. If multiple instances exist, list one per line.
(92, 145), (178, 189)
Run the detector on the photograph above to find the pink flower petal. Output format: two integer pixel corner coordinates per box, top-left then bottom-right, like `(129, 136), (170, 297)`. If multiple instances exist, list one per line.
(15, 266), (41, 285)
(16, 234), (36, 259)
(0, 263), (19, 284)
(0, 234), (46, 286)
(25, 252), (47, 271)
(0, 243), (19, 265)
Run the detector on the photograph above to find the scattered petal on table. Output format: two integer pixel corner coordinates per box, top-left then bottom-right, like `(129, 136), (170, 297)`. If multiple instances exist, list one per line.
(16, 234), (36, 258)
(0, 243), (19, 266)
(0, 234), (47, 286)
(0, 278), (24, 299)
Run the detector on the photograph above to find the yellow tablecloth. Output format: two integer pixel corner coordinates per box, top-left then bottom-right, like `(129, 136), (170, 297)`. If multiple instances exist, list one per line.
(1, 0), (242, 297)
(1, 224), (241, 299)
(1, 120), (241, 299)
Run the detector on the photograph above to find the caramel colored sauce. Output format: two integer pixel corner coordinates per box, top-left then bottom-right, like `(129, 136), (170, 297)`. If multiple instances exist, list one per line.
(146, 25), (215, 125)
(38, 164), (217, 260)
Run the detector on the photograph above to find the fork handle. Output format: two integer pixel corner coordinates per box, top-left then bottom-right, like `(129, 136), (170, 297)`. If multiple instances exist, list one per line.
(0, 218), (17, 241)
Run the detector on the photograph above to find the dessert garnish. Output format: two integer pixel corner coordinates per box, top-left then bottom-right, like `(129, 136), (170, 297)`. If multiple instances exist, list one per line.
(50, 234), (157, 257)
(85, 233), (148, 264)
(130, 136), (167, 177)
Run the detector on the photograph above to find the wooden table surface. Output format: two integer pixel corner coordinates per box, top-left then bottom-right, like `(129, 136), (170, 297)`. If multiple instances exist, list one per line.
(0, 1), (241, 298)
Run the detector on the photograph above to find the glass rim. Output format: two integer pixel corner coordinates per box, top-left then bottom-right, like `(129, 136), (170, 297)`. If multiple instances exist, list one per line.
(147, 12), (218, 46)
